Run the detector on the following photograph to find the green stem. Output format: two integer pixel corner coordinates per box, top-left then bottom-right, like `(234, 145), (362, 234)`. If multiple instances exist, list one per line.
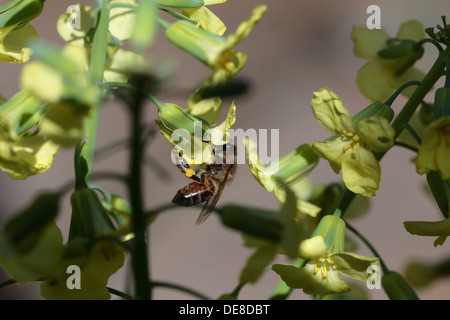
(79, 0), (110, 186)
(383, 80), (421, 106)
(418, 38), (444, 53)
(404, 123), (422, 145)
(151, 281), (211, 300)
(230, 282), (245, 299)
(129, 80), (151, 300)
(104, 82), (165, 110)
(446, 56), (450, 88)
(107, 287), (136, 300)
(346, 223), (389, 274)
(159, 7), (198, 24)
(390, 47), (450, 140)
(0, 278), (16, 289)
(394, 141), (419, 153)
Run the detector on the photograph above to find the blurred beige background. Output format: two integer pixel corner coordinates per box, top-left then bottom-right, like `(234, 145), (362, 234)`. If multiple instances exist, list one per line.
(1, 0), (450, 300)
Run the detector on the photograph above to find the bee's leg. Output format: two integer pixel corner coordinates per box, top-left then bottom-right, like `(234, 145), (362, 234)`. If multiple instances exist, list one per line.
(172, 148), (202, 182)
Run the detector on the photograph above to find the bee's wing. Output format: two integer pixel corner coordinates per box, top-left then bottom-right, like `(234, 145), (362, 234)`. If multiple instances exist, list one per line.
(196, 166), (233, 225)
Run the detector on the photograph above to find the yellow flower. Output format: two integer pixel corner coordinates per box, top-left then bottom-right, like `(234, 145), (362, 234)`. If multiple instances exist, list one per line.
(56, 2), (147, 83)
(19, 45), (100, 147)
(0, 193), (63, 283)
(272, 215), (380, 297)
(181, 0), (227, 35)
(166, 5), (267, 84)
(39, 188), (126, 300)
(0, 0), (43, 63)
(352, 20), (425, 102)
(39, 103), (89, 148)
(245, 138), (321, 218)
(40, 239), (126, 300)
(311, 88), (395, 196)
(0, 24), (38, 63)
(415, 116), (450, 180)
(0, 91), (59, 179)
(156, 100), (236, 165)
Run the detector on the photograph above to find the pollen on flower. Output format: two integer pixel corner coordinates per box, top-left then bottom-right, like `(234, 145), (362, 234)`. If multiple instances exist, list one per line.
(216, 49), (236, 71)
(313, 257), (339, 279)
(342, 131), (361, 156)
(185, 168), (195, 178)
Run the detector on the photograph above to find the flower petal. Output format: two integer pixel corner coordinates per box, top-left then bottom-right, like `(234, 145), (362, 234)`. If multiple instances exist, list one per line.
(56, 4), (96, 46)
(332, 252), (380, 283)
(103, 48), (146, 83)
(224, 5), (267, 49)
(2, 24), (39, 62)
(245, 137), (276, 192)
(356, 61), (396, 102)
(351, 25), (389, 59)
(312, 139), (348, 174)
(188, 96), (222, 126)
(209, 100), (236, 145)
(396, 20), (424, 41)
(0, 136), (59, 180)
(0, 221), (63, 283)
(298, 235), (328, 259)
(183, 6), (226, 35)
(240, 244), (277, 283)
(109, 0), (137, 42)
(415, 122), (441, 175)
(404, 217), (450, 247)
(436, 135), (450, 180)
(20, 61), (64, 103)
(272, 263), (350, 296)
(355, 116), (395, 152)
(341, 147), (380, 197)
(39, 103), (86, 148)
(40, 240), (126, 300)
(311, 88), (353, 135)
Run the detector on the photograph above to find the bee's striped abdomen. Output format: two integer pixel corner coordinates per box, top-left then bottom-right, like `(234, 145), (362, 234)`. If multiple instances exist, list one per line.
(172, 181), (214, 207)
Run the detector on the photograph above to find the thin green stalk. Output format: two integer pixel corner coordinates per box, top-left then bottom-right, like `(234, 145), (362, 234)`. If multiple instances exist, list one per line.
(80, 0), (110, 186)
(104, 82), (165, 110)
(390, 47), (450, 140)
(418, 38), (444, 53)
(0, 279), (16, 289)
(394, 141), (419, 153)
(346, 223), (389, 274)
(151, 281), (211, 300)
(383, 80), (421, 106)
(404, 123), (423, 145)
(107, 287), (136, 300)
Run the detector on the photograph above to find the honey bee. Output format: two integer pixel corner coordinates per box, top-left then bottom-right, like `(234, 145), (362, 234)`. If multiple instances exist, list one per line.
(171, 143), (237, 224)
